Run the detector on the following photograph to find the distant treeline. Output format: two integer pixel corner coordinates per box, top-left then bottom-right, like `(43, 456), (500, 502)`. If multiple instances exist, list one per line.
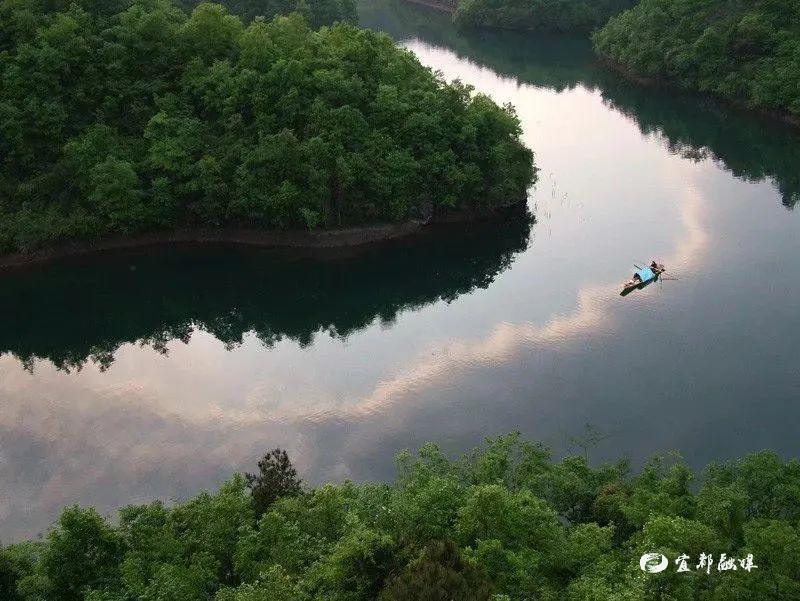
(0, 0), (535, 254)
(593, 0), (800, 122)
(3, 433), (800, 599)
(400, 0), (800, 124)
(454, 0), (639, 32)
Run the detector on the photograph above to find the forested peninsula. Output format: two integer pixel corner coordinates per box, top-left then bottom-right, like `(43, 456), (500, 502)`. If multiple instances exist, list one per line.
(0, 0), (535, 255)
(453, 0), (638, 33)
(593, 0), (800, 123)
(2, 434), (799, 600)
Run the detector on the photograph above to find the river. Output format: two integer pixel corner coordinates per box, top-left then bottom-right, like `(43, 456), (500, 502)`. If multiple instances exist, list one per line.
(1, 0), (799, 541)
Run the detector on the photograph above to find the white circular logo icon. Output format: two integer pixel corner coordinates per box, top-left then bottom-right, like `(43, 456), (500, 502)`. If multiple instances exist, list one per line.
(640, 553), (668, 573)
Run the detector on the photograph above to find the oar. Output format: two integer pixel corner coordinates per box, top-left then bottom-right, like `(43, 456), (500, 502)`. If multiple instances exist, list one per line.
(633, 264), (642, 270)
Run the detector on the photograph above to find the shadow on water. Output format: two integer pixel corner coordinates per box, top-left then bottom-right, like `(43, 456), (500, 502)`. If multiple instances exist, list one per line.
(359, 0), (800, 209)
(0, 208), (533, 371)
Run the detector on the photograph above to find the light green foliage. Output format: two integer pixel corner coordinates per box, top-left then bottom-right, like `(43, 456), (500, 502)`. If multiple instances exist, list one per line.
(179, 2), (244, 61)
(456, 486), (562, 551)
(8, 435), (800, 599)
(40, 506), (123, 601)
(454, 0), (639, 33)
(593, 0), (800, 118)
(0, 0), (535, 254)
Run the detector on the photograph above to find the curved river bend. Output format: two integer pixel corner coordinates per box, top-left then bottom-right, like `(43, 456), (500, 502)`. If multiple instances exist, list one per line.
(1, 0), (799, 540)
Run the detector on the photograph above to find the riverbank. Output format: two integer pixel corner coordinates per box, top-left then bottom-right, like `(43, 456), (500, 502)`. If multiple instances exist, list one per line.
(0, 223), (424, 271)
(0, 204), (529, 271)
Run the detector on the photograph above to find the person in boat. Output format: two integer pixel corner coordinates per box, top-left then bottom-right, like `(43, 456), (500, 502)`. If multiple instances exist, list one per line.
(650, 260), (659, 272)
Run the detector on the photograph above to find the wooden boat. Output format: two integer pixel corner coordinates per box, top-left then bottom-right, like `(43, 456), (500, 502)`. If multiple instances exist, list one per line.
(621, 263), (665, 296)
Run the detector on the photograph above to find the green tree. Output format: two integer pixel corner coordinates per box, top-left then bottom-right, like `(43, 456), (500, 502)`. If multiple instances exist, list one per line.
(593, 0), (800, 119)
(0, 1), (535, 254)
(246, 448), (303, 518)
(6, 437), (800, 599)
(41, 506), (124, 601)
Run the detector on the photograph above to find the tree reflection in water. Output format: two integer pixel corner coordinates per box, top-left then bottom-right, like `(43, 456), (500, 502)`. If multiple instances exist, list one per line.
(0, 208), (533, 371)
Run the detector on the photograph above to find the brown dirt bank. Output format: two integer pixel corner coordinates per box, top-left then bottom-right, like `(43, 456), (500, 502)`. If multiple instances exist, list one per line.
(0, 204), (527, 271)
(0, 223), (423, 271)
(597, 57), (800, 129)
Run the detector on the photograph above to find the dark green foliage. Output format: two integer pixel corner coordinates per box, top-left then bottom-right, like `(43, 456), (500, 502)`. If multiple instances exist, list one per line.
(177, 0), (358, 28)
(0, 543), (41, 601)
(593, 0), (800, 119)
(246, 448), (303, 518)
(0, 0), (535, 254)
(453, 0), (639, 33)
(0, 549), (19, 601)
(5, 434), (800, 599)
(379, 539), (492, 600)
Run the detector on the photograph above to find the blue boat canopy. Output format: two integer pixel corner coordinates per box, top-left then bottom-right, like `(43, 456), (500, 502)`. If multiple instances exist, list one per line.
(635, 267), (656, 282)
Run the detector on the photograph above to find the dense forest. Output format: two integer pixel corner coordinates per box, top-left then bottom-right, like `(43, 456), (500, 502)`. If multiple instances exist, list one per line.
(453, 0), (639, 33)
(2, 433), (799, 600)
(593, 0), (800, 121)
(177, 0), (357, 28)
(0, 0), (535, 255)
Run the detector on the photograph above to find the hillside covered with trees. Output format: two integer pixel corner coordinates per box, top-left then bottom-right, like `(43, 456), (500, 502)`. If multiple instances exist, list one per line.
(453, 0), (639, 33)
(2, 434), (799, 600)
(593, 0), (800, 122)
(0, 0), (535, 255)
(177, 0), (358, 28)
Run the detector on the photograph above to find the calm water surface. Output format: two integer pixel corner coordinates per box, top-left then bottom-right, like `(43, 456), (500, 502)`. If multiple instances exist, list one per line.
(2, 0), (799, 540)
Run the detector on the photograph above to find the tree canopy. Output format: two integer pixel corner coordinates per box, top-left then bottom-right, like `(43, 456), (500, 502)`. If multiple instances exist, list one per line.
(0, 0), (535, 254)
(177, 0), (358, 29)
(3, 433), (800, 599)
(453, 0), (639, 33)
(593, 0), (800, 120)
